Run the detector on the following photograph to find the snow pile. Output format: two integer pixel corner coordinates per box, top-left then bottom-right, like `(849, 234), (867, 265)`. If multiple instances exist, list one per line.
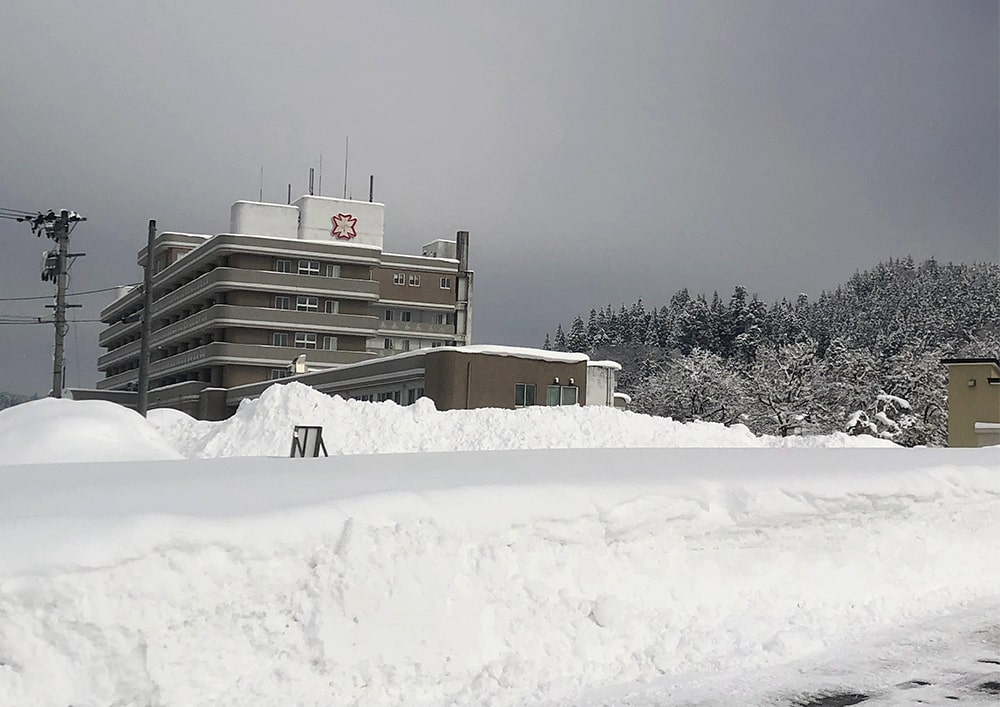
(150, 382), (896, 458)
(0, 448), (997, 706)
(0, 398), (181, 465)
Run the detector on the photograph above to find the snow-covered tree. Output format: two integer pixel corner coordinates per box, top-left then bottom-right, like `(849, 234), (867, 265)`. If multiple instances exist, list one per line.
(567, 315), (589, 353)
(633, 349), (746, 425)
(553, 324), (567, 351)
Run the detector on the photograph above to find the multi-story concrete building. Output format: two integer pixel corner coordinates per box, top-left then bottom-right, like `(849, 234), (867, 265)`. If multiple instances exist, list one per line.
(97, 195), (472, 392)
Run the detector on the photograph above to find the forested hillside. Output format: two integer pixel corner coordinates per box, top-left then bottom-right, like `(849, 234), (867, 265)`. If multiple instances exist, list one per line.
(546, 258), (1000, 446)
(0, 391), (35, 411)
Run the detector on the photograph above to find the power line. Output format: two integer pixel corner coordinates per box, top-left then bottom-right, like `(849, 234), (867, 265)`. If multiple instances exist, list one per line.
(0, 284), (138, 302)
(0, 317), (104, 325)
(0, 206), (38, 218)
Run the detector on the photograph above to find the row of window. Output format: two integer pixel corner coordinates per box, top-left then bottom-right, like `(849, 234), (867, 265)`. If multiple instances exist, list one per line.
(384, 309), (453, 325)
(381, 338), (453, 352)
(275, 259), (342, 278)
(391, 273), (453, 289)
(514, 383), (579, 407)
(272, 333), (452, 352)
(273, 295), (340, 314)
(353, 387), (425, 405)
(272, 259), (454, 291)
(272, 332), (337, 350)
(271, 296), (454, 324)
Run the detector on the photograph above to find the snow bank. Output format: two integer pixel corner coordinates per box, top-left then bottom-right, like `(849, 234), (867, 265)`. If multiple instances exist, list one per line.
(0, 448), (996, 706)
(0, 398), (181, 465)
(150, 382), (896, 458)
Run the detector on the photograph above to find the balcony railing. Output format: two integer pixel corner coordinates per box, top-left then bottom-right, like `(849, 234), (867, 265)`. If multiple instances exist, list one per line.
(98, 317), (142, 348)
(99, 305), (381, 370)
(151, 268), (380, 319)
(147, 342), (375, 378)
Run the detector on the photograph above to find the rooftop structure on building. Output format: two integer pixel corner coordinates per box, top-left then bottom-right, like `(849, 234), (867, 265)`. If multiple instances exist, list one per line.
(97, 195), (473, 392)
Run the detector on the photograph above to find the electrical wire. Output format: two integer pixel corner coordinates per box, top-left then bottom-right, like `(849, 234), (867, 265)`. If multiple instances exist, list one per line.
(0, 284), (139, 302)
(0, 318), (104, 325)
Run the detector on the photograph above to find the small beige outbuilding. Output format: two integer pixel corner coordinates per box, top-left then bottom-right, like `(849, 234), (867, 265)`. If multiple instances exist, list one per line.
(941, 358), (1000, 448)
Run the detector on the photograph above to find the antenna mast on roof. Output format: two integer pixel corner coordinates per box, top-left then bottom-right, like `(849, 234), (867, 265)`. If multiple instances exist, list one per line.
(343, 136), (349, 199)
(318, 153), (323, 196)
(259, 165), (264, 202)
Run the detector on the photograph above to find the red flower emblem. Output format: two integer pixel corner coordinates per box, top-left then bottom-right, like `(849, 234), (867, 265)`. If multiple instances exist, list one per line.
(331, 213), (358, 240)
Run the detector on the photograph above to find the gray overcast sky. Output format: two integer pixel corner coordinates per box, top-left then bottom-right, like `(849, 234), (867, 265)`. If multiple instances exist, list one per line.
(1, 0), (997, 396)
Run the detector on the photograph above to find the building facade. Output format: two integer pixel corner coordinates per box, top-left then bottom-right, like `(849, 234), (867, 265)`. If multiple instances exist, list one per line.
(97, 196), (473, 391)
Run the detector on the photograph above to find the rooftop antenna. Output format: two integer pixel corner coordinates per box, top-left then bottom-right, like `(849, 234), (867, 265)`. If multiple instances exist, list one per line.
(369, 175), (374, 202)
(287, 183), (291, 205)
(259, 165), (264, 202)
(318, 153), (323, 196)
(343, 136), (349, 199)
(309, 167), (315, 196)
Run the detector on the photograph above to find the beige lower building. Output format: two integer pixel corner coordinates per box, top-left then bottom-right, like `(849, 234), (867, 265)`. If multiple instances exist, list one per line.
(941, 358), (1000, 447)
(71, 346), (621, 420)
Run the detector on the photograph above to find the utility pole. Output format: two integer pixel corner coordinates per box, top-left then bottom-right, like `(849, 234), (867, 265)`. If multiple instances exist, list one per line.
(20, 209), (86, 397)
(51, 212), (71, 397)
(137, 219), (156, 416)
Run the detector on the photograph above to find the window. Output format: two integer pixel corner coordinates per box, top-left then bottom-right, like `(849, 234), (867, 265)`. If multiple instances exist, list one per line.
(440, 277), (452, 289)
(393, 273), (405, 285)
(383, 338), (393, 350)
(296, 296), (318, 312)
(406, 387), (425, 405)
(431, 341), (445, 348)
(325, 264), (341, 278)
(275, 259), (292, 273)
(384, 309), (394, 321)
(270, 369), (291, 380)
(325, 300), (339, 314)
(322, 335), (337, 351)
(273, 296), (290, 310)
(272, 332), (289, 347)
(294, 332), (317, 349)
(298, 259), (320, 276)
(377, 391), (402, 403)
(401, 311), (412, 322)
(515, 383), (537, 407)
(409, 274), (421, 286)
(547, 385), (579, 406)
(433, 313), (453, 325)
(401, 339), (411, 352)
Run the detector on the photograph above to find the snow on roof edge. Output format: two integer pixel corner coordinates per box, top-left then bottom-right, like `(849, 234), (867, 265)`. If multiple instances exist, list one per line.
(449, 345), (590, 364)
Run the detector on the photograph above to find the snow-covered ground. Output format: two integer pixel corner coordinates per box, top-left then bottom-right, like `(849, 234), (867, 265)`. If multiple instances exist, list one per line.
(0, 384), (997, 706)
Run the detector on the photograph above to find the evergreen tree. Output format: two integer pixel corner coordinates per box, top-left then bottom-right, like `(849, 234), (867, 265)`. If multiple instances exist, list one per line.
(554, 324), (567, 351)
(567, 315), (589, 353)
